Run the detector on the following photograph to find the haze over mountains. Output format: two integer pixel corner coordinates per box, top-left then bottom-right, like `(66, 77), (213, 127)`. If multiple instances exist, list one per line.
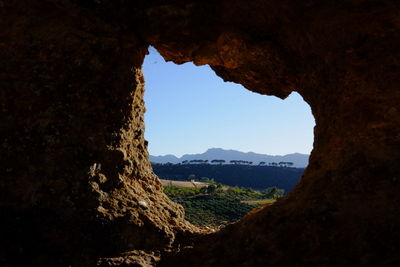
(150, 148), (309, 168)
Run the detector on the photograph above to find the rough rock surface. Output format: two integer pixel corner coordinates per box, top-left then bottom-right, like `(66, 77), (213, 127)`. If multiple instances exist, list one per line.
(0, 1), (198, 266)
(1, 0), (400, 266)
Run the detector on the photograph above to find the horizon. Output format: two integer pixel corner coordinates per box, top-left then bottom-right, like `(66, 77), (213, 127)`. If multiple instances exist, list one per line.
(143, 47), (315, 158)
(150, 147), (309, 158)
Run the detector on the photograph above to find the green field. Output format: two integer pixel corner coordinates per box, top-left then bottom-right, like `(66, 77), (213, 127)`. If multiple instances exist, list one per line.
(163, 181), (283, 227)
(242, 198), (276, 206)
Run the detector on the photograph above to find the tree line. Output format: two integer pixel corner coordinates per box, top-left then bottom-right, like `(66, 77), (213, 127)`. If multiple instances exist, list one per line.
(259, 161), (294, 167)
(157, 160), (295, 167)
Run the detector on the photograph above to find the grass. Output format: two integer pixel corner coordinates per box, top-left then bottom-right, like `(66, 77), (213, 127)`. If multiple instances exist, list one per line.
(241, 198), (276, 206)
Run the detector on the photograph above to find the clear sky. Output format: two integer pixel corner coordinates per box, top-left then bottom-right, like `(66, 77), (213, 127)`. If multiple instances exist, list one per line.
(143, 47), (315, 157)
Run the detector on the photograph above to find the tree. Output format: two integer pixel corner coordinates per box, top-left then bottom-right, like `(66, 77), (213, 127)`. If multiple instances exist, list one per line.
(206, 183), (217, 194)
(204, 182), (223, 194)
(259, 161), (266, 166)
(199, 177), (210, 183)
(188, 174), (196, 181)
(211, 159), (225, 165)
(263, 187), (284, 199)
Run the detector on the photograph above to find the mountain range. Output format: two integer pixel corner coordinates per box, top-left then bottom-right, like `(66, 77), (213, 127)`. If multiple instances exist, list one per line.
(150, 148), (309, 168)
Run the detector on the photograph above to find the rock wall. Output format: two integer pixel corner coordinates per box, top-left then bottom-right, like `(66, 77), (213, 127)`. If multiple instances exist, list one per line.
(0, 1), (196, 266)
(1, 0), (399, 266)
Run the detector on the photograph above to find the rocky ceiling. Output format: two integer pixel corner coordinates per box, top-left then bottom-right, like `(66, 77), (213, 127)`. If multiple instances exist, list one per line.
(1, 0), (399, 266)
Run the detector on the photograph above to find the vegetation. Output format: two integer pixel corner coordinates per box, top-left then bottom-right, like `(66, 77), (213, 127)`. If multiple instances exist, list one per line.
(163, 186), (201, 198)
(181, 196), (253, 226)
(182, 159), (209, 164)
(230, 160), (253, 165)
(242, 198), (276, 205)
(152, 163), (303, 192)
(161, 159), (295, 166)
(163, 181), (284, 227)
(210, 159), (225, 164)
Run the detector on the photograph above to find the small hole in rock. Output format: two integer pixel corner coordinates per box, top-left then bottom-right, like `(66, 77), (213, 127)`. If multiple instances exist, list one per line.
(143, 47), (315, 228)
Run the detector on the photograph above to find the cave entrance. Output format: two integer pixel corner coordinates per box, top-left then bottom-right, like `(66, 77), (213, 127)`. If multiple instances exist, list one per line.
(142, 47), (315, 228)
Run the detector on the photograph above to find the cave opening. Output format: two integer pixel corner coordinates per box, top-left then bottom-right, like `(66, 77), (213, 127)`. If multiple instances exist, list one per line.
(142, 46), (315, 228)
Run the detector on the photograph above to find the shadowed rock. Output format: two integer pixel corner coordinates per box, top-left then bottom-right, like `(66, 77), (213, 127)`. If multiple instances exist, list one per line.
(1, 0), (399, 266)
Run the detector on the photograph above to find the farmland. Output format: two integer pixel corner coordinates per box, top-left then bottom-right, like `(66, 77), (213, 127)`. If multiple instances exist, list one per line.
(162, 179), (283, 227)
(159, 179), (208, 188)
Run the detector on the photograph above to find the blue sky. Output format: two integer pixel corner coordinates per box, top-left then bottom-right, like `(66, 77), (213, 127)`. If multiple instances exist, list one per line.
(143, 47), (315, 157)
